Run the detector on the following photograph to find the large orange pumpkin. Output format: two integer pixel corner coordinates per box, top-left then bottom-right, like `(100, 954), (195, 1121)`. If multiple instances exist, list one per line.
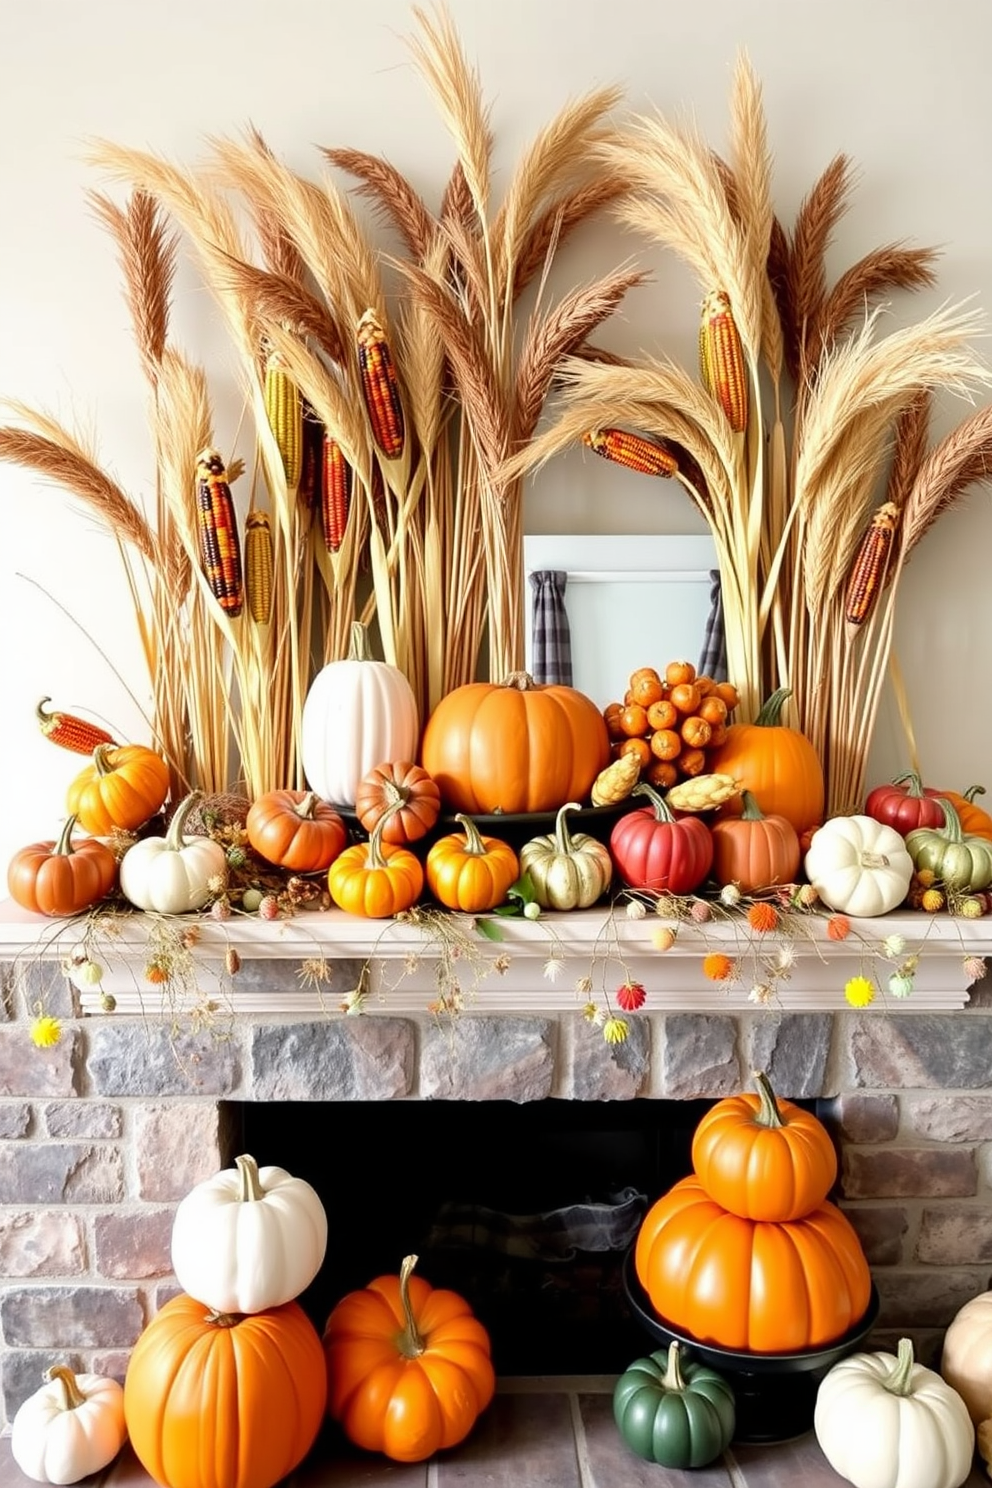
(123, 1294), (326, 1488)
(66, 743), (170, 836)
(420, 673), (610, 815)
(635, 1175), (871, 1354)
(323, 1253), (495, 1462)
(690, 1071), (838, 1222)
(708, 688), (824, 838)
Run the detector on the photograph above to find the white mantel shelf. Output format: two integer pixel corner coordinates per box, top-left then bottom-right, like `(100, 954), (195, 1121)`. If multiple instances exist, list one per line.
(0, 898), (988, 1016)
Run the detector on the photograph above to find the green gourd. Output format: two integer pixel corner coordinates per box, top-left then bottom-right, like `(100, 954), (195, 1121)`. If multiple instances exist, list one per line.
(612, 1341), (736, 1469)
(519, 801), (613, 910)
(905, 799), (992, 893)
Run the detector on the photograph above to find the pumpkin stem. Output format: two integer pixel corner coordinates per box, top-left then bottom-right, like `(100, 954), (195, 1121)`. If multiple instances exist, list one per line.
(751, 1070), (786, 1128)
(454, 814), (490, 857)
(43, 1365), (86, 1411)
(165, 791), (205, 852)
(885, 1337), (917, 1397)
(660, 1340), (686, 1394)
(501, 671), (538, 692)
(395, 1253), (426, 1358)
(347, 621), (374, 662)
(235, 1153), (265, 1202)
(205, 1310), (242, 1328)
(53, 816), (80, 858)
(91, 742), (117, 777)
(365, 801), (402, 869)
(892, 771), (927, 798)
(935, 798), (965, 844)
(380, 778), (412, 809)
(859, 851), (891, 869)
(739, 791), (765, 822)
(631, 780), (675, 823)
(293, 791), (319, 821)
(554, 802), (583, 855)
(753, 688), (792, 728)
(965, 785), (987, 804)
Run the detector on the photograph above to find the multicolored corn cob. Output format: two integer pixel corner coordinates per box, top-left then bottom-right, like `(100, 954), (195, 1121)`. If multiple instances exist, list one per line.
(356, 309), (405, 460)
(36, 697), (116, 755)
(582, 427), (678, 477)
(244, 511), (273, 624)
(321, 436), (353, 553)
(844, 501), (900, 631)
(263, 353), (303, 489)
(699, 290), (749, 433)
(195, 448), (244, 617)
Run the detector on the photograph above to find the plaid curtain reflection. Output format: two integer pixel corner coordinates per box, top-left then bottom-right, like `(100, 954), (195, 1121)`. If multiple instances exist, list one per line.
(529, 569), (573, 685)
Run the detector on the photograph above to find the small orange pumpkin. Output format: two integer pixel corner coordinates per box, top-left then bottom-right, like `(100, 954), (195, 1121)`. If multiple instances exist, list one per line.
(354, 761), (441, 844)
(425, 815), (519, 913)
(323, 1254), (495, 1463)
(7, 816), (118, 918)
(327, 806), (423, 918)
(246, 789), (347, 872)
(66, 743), (170, 836)
(710, 790), (801, 892)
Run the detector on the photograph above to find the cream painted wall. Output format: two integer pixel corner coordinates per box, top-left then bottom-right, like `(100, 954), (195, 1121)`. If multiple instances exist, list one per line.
(1, 0), (991, 871)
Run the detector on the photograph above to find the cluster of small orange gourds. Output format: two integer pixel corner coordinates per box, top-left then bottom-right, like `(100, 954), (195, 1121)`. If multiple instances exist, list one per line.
(603, 660), (741, 790)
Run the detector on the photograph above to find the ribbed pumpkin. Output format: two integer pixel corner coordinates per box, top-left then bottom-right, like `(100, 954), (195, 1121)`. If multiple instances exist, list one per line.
(419, 672), (610, 815)
(709, 790), (801, 892)
(635, 1175), (871, 1354)
(123, 1295), (326, 1488)
(7, 816), (118, 918)
(690, 1071), (838, 1222)
(425, 815), (519, 913)
(864, 772), (949, 835)
(327, 805), (424, 918)
(66, 742), (170, 836)
(608, 782), (713, 894)
(927, 784), (992, 843)
(708, 688), (824, 838)
(301, 622), (420, 807)
(519, 801), (613, 910)
(245, 789), (346, 872)
(354, 761), (441, 844)
(612, 1343), (736, 1469)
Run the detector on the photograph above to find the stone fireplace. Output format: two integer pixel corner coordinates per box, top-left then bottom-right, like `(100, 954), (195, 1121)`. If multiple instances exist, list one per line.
(1, 905), (991, 1429)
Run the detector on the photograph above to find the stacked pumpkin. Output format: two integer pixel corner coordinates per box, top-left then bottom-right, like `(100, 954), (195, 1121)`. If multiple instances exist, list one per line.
(635, 1073), (873, 1356)
(123, 1154), (329, 1488)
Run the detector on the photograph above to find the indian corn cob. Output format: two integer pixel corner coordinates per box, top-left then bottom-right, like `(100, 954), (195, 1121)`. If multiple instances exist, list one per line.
(356, 309), (405, 460)
(36, 697), (116, 755)
(244, 511), (273, 624)
(263, 352), (303, 489)
(298, 407), (323, 511)
(844, 501), (900, 633)
(321, 436), (353, 553)
(582, 428), (678, 477)
(699, 290), (749, 433)
(195, 448), (244, 617)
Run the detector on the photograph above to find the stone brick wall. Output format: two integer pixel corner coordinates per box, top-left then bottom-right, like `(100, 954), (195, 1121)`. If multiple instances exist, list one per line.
(1, 955), (991, 1426)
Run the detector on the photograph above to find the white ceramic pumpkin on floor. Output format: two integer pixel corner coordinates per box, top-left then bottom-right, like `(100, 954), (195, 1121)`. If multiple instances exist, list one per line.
(814, 1337), (975, 1488)
(11, 1366), (126, 1484)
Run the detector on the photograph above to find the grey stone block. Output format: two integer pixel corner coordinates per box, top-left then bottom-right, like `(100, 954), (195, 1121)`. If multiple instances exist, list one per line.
(0, 1103), (32, 1138)
(18, 962), (78, 1019)
(0, 1029), (78, 1098)
(822, 1093), (900, 1143)
(86, 1023), (240, 1096)
(1, 1285), (144, 1347)
(873, 1268), (986, 1330)
(842, 1146), (977, 1200)
(420, 1017), (554, 1102)
(842, 1204), (909, 1265)
(906, 1096), (992, 1142)
(93, 1209), (174, 1279)
(43, 1101), (122, 1139)
(917, 1204), (992, 1264)
(0, 1211), (87, 1277)
(0, 1143), (125, 1205)
(250, 1018), (414, 1100)
(564, 1014), (650, 1100)
(134, 1103), (228, 1201)
(848, 1014), (992, 1089)
(747, 1012), (833, 1097)
(659, 1014), (740, 1098)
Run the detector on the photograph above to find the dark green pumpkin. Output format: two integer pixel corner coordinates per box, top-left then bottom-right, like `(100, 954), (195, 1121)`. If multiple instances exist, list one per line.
(905, 798), (992, 892)
(612, 1340), (736, 1468)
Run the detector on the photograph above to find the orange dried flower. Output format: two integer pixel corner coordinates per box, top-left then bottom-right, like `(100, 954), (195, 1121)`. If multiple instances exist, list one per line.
(144, 962), (169, 985)
(702, 952), (734, 982)
(826, 914), (851, 941)
(747, 902), (779, 933)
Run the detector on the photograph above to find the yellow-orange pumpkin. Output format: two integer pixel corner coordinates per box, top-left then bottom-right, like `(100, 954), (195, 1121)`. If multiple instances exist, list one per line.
(708, 688), (824, 839)
(420, 673), (610, 816)
(66, 743), (170, 836)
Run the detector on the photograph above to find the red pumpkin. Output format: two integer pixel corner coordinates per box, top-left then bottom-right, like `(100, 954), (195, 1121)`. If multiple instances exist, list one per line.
(609, 782), (713, 894)
(708, 688), (824, 839)
(419, 673), (610, 815)
(354, 761), (441, 844)
(7, 816), (118, 917)
(324, 1254), (495, 1462)
(863, 772), (948, 835)
(245, 789), (347, 872)
(635, 1175), (871, 1354)
(690, 1071), (838, 1222)
(123, 1295), (326, 1488)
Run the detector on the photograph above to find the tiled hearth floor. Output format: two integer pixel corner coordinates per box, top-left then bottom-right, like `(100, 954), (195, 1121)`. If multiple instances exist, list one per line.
(0, 1379), (987, 1488)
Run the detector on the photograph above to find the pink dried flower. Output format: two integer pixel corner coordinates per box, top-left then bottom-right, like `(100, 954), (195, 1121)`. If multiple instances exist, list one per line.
(690, 899), (712, 923)
(210, 898), (232, 922)
(258, 895), (280, 921)
(963, 955), (988, 983)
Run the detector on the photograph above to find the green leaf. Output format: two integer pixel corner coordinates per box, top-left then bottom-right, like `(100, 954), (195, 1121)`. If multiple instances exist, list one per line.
(475, 916), (505, 943)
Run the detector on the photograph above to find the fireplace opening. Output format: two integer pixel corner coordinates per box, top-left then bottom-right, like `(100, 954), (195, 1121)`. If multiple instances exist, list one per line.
(231, 1096), (826, 1376)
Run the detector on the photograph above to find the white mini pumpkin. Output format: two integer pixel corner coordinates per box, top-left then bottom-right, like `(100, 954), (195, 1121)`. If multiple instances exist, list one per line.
(301, 621), (420, 807)
(11, 1366), (126, 1485)
(519, 801), (613, 910)
(119, 790), (228, 914)
(803, 814), (914, 916)
(814, 1337), (974, 1488)
(941, 1288), (992, 1425)
(170, 1152), (328, 1314)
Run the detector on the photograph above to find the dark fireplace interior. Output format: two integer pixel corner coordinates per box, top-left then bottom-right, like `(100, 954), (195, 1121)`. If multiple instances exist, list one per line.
(232, 1096), (826, 1376)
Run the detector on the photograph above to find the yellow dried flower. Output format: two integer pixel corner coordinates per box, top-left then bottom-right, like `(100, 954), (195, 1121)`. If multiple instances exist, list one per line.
(603, 1016), (629, 1045)
(30, 1016), (62, 1048)
(921, 888), (945, 913)
(653, 927), (676, 952)
(845, 976), (875, 1009)
(582, 1001), (604, 1025)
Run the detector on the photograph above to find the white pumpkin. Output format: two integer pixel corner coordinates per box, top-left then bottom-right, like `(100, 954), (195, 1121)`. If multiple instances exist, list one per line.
(804, 814), (914, 916)
(170, 1152), (327, 1314)
(941, 1289), (992, 1424)
(119, 790), (228, 914)
(301, 621), (419, 807)
(814, 1337), (975, 1488)
(11, 1366), (126, 1485)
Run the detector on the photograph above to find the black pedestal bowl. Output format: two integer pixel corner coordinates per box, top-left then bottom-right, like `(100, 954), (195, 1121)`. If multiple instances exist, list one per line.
(622, 1248), (880, 1444)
